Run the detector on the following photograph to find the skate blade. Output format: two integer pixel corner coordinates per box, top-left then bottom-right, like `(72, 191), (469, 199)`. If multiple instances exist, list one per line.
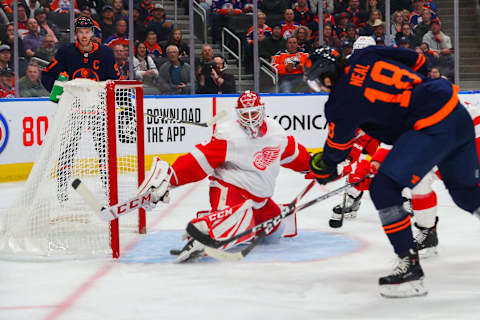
(419, 246), (438, 259)
(343, 211), (358, 220)
(380, 280), (428, 298)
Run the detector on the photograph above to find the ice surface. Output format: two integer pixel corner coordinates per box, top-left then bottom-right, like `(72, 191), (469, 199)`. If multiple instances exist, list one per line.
(0, 170), (479, 320)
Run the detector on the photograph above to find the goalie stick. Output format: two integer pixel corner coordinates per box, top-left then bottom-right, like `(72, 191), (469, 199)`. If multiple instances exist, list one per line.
(144, 110), (227, 127)
(187, 180), (361, 261)
(72, 178), (157, 222)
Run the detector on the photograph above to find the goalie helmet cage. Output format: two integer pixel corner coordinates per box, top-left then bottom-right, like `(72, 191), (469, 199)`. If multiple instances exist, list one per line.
(0, 79), (145, 260)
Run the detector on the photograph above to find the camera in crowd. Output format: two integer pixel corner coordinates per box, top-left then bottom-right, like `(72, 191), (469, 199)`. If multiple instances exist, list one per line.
(201, 61), (218, 77)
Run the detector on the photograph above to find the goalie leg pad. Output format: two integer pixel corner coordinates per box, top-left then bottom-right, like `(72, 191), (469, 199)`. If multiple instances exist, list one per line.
(189, 200), (256, 250)
(411, 170), (438, 228)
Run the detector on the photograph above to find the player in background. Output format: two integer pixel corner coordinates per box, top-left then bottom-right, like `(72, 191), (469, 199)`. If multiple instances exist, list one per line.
(41, 16), (118, 202)
(41, 16), (117, 90)
(306, 45), (480, 298)
(138, 91), (312, 263)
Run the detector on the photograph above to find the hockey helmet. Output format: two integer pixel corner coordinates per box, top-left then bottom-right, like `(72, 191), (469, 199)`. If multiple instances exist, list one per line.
(75, 16), (94, 33)
(306, 46), (341, 92)
(353, 36), (376, 52)
(236, 91), (265, 138)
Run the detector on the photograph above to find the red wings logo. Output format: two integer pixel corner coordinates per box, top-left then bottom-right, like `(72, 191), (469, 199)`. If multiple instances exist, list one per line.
(253, 146), (281, 170)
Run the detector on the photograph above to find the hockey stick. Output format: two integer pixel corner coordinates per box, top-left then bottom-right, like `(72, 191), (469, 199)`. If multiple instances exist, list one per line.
(189, 180), (362, 262)
(144, 110), (227, 127)
(201, 180), (316, 261)
(72, 178), (157, 222)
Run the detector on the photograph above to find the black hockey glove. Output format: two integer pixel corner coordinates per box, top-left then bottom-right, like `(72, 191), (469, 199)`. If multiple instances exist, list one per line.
(309, 152), (338, 185)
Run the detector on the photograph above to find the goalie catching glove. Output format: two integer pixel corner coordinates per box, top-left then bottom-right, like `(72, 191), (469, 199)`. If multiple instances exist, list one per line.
(136, 156), (172, 210)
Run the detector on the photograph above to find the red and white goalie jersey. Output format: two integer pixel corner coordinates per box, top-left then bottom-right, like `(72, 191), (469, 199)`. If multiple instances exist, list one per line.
(169, 116), (311, 207)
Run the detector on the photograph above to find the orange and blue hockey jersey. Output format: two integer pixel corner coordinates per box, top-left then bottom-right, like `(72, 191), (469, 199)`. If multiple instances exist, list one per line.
(320, 46), (463, 166)
(211, 0), (243, 15)
(246, 25), (272, 44)
(41, 41), (117, 91)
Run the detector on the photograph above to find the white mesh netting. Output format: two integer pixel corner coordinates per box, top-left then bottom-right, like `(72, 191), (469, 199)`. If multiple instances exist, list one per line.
(0, 79), (143, 260)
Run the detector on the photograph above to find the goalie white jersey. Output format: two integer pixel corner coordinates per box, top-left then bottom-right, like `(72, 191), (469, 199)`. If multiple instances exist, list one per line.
(170, 117), (310, 200)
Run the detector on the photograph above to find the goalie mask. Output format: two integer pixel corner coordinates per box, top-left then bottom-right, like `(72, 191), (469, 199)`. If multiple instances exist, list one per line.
(236, 91), (265, 138)
(306, 46), (342, 93)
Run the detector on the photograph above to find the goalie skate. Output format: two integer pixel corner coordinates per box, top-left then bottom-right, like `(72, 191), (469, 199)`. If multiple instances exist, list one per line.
(174, 239), (207, 263)
(379, 249), (428, 298)
(414, 217), (439, 258)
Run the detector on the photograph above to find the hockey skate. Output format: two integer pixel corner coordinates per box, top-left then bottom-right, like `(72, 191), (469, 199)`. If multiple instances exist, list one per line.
(414, 217), (439, 258)
(379, 249), (428, 298)
(332, 191), (363, 219)
(174, 239), (207, 263)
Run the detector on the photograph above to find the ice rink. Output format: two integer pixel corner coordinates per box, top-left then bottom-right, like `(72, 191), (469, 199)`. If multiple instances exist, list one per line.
(1, 170), (480, 320)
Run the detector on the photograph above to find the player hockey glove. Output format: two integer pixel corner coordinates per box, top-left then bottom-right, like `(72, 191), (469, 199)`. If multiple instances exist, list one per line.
(348, 160), (378, 191)
(309, 152), (338, 185)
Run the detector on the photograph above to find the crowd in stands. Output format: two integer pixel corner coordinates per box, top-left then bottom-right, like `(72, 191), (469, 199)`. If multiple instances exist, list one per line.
(0, 0), (454, 97)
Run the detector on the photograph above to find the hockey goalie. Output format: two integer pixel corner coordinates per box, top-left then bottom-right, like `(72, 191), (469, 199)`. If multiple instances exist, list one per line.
(140, 91), (312, 262)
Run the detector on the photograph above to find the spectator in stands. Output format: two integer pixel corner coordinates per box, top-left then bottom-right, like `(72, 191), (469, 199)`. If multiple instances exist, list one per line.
(418, 41), (439, 70)
(309, 0), (334, 14)
(361, 8), (382, 35)
(133, 41), (159, 89)
(25, 0), (42, 18)
(422, 21), (452, 57)
(372, 19), (395, 46)
(50, 0), (79, 14)
(23, 18), (44, 57)
(366, 0), (384, 16)
(340, 39), (353, 57)
(99, 5), (115, 43)
(18, 62), (48, 97)
(35, 35), (57, 61)
(245, 11), (272, 73)
(1, 24), (26, 61)
(322, 23), (341, 50)
(294, 0), (315, 29)
(195, 44), (214, 80)
(344, 0), (367, 29)
(34, 8), (59, 43)
(112, 0), (128, 21)
(428, 66), (443, 79)
(105, 18), (129, 48)
(395, 22), (421, 48)
(409, 0), (437, 29)
(396, 35), (411, 49)
(211, 0), (243, 44)
(138, 0), (154, 22)
(294, 25), (312, 53)
(144, 31), (163, 58)
(259, 24), (286, 59)
(133, 7), (147, 43)
(281, 8), (300, 39)
(17, 4), (30, 39)
(391, 0), (413, 14)
(342, 23), (358, 43)
(0, 67), (14, 98)
(146, 4), (173, 42)
(414, 7), (437, 40)
(271, 37), (311, 93)
(113, 44), (129, 80)
(157, 44), (191, 94)
(167, 29), (190, 60)
(422, 20), (453, 80)
(390, 10), (404, 35)
(0, 45), (12, 70)
(77, 0), (100, 15)
(335, 12), (350, 39)
(197, 55), (236, 94)
(197, 0), (212, 25)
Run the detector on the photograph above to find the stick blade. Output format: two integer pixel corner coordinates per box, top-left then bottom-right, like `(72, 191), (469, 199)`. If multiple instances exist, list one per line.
(206, 110), (227, 126)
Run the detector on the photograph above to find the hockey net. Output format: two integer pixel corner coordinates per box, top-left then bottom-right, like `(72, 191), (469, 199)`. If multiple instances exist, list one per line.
(0, 79), (145, 260)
